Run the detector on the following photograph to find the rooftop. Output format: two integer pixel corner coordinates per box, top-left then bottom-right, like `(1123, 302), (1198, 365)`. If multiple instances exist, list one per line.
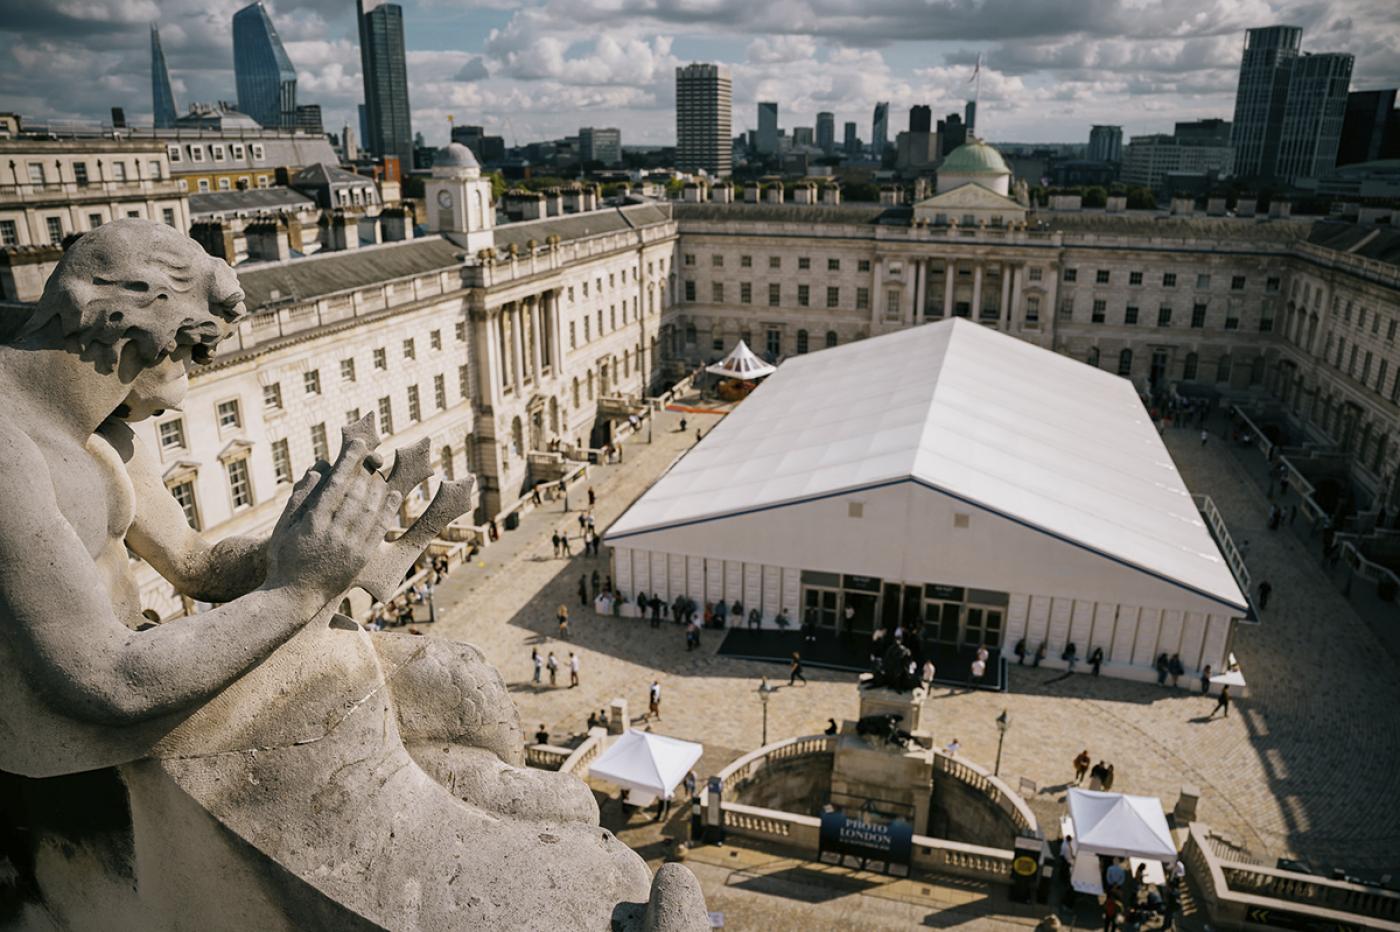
(235, 237), (465, 309)
(190, 187), (315, 217)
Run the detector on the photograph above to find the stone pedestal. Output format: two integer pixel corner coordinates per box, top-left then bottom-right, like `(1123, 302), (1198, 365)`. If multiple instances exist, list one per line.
(829, 685), (934, 831)
(609, 698), (629, 735)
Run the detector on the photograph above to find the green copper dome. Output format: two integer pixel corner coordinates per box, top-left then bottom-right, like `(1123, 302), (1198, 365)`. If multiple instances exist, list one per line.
(939, 139), (1010, 176)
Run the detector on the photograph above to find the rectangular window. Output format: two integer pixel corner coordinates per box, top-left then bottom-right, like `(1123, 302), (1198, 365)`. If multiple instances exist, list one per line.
(455, 320), (467, 342)
(740, 282), (752, 304)
(1231, 276), (1246, 290)
(1063, 268), (1077, 282)
(858, 259), (871, 272)
(158, 419), (186, 450)
(828, 258), (840, 271)
(827, 286), (840, 308)
(210, 145), (225, 161)
(403, 338), (415, 360)
(217, 399), (241, 429)
(0, 220), (17, 245)
(583, 318), (591, 342)
(1162, 272), (1176, 288)
(109, 162), (128, 182)
(766, 329), (781, 356)
(1196, 274), (1211, 289)
(684, 280), (696, 302)
(272, 439), (293, 485)
(683, 254), (695, 267)
(1224, 310), (1239, 330)
(1377, 360), (1389, 396)
(434, 374), (447, 410)
(262, 382), (283, 410)
(798, 257), (811, 270)
(340, 358), (356, 382)
(430, 329), (442, 351)
(1025, 297), (1040, 324)
(856, 287), (870, 310)
(1191, 304), (1207, 328)
(1125, 306), (1139, 325)
(303, 369), (321, 395)
(345, 408), (360, 425)
(459, 364), (470, 400)
(1266, 276), (1280, 293)
(569, 321), (577, 348)
(310, 423), (329, 462)
(46, 217), (63, 243)
(1059, 298), (1074, 321)
(1028, 267), (1042, 282)
(1259, 313), (1273, 333)
(168, 479), (200, 529)
(87, 213), (103, 230)
(769, 256), (781, 269)
(407, 386), (421, 422)
(769, 283), (781, 307)
(251, 144), (265, 160)
(1157, 306), (1172, 327)
(712, 282), (724, 302)
(166, 145), (182, 163)
(227, 458), (253, 509)
(740, 255), (752, 268)
(711, 254), (723, 268)
(797, 285), (810, 307)
(1091, 299), (1106, 323)
(1095, 269), (1110, 285)
(886, 289), (901, 320)
(162, 207), (176, 227)
(1129, 271), (1143, 286)
(197, 180), (209, 193)
(377, 397), (394, 435)
(373, 347), (387, 369)
(73, 162), (89, 186)
(27, 162), (45, 184)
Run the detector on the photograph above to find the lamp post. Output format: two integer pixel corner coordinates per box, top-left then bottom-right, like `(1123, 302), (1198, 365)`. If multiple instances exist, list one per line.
(994, 708), (1009, 777)
(758, 677), (773, 746)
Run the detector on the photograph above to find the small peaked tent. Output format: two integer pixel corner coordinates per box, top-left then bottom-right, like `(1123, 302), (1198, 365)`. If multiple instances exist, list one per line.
(706, 340), (776, 380)
(1066, 789), (1176, 862)
(586, 730), (703, 807)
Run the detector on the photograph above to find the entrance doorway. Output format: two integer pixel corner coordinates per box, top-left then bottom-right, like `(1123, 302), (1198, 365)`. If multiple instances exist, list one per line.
(803, 587), (840, 630)
(962, 605), (1005, 648)
(1150, 348), (1169, 389)
(842, 592), (878, 635)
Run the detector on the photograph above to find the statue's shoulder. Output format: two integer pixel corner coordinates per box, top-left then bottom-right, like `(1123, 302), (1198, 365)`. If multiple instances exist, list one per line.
(0, 418), (57, 511)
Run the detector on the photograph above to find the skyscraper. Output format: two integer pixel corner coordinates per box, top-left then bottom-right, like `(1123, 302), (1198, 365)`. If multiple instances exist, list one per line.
(357, 0), (414, 170)
(844, 121), (859, 156)
(816, 111), (835, 153)
(1276, 52), (1353, 182)
(757, 101), (779, 155)
(1230, 26), (1303, 179)
(1337, 89), (1400, 166)
(1088, 125), (1124, 163)
(872, 102), (889, 158)
(579, 127), (622, 165)
(233, 2), (298, 129)
(965, 100), (977, 137)
(150, 24), (178, 130)
(675, 63), (732, 176)
(909, 105), (932, 133)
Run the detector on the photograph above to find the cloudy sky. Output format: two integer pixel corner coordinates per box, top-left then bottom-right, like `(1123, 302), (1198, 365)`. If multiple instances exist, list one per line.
(2, 0), (1397, 147)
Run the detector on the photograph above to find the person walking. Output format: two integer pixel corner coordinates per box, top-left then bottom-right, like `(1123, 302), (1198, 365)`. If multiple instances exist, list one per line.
(532, 649), (542, 685)
(578, 575), (589, 606)
(1168, 653), (1184, 687)
(587, 486), (596, 508)
(569, 652), (580, 688)
(591, 570), (601, 600)
(546, 651), (558, 687)
(1073, 749), (1091, 784)
(1200, 664), (1212, 695)
(1102, 891), (1120, 932)
(1200, 429), (1209, 447)
(1102, 763), (1116, 791)
(789, 651), (807, 686)
(1257, 579), (1272, 610)
(557, 604), (570, 639)
(646, 680), (662, 721)
(559, 530), (571, 556)
(1209, 684), (1231, 718)
(550, 531), (559, 557)
(1089, 761), (1108, 790)
(1089, 646), (1104, 676)
(921, 659), (935, 688)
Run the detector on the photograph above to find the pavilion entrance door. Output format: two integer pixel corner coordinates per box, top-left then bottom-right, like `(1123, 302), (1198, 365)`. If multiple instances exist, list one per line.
(923, 601), (961, 646)
(803, 587), (840, 631)
(961, 605), (1005, 649)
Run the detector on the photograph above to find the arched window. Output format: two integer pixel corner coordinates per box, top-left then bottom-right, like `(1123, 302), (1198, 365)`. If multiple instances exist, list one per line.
(1117, 348), (1133, 376)
(1087, 346), (1100, 367)
(1183, 352), (1198, 380)
(796, 329), (809, 354)
(1216, 354), (1232, 383)
(825, 331), (838, 348)
(587, 371), (594, 400)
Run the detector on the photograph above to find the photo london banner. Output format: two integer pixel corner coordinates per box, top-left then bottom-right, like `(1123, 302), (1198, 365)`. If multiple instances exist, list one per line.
(819, 810), (913, 870)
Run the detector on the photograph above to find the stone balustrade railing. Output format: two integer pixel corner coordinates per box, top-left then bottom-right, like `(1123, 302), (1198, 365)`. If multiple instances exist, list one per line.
(559, 728), (607, 777)
(932, 751), (1039, 836)
(524, 744), (571, 771)
(703, 734), (836, 803)
(1185, 823), (1400, 931)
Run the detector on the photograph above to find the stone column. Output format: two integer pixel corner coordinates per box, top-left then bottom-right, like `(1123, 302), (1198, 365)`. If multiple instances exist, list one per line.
(913, 259), (927, 325)
(529, 296), (544, 385)
(944, 258), (956, 315)
(971, 263), (984, 319)
(871, 257), (885, 327)
(999, 262), (1012, 329)
(1008, 264), (1023, 330)
(494, 311), (510, 393)
(510, 303), (525, 395)
(474, 312), (503, 410)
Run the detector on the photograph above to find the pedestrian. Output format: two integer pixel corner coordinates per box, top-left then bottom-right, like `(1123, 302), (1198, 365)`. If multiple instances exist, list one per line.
(1169, 653), (1184, 687)
(1033, 642), (1046, 667)
(557, 604), (570, 639)
(943, 737), (961, 756)
(532, 649), (542, 684)
(685, 620), (699, 651)
(1090, 646), (1104, 676)
(747, 608), (761, 631)
(560, 530), (572, 556)
(569, 652), (579, 687)
(1209, 684), (1231, 718)
(588, 486), (596, 508)
(650, 594), (662, 628)
(1102, 763), (1116, 791)
(1257, 579), (1272, 610)
(921, 659), (935, 688)
(546, 651), (558, 686)
(1013, 638), (1026, 665)
(970, 654), (986, 682)
(551, 531), (561, 557)
(1102, 891), (1120, 932)
(683, 770), (698, 798)
(1200, 664), (1212, 695)
(604, 575), (613, 594)
(1155, 652), (1170, 685)
(1200, 429), (1208, 447)
(789, 651), (807, 686)
(531, 485), (542, 506)
(534, 724), (549, 746)
(578, 575), (588, 606)
(695, 429), (702, 443)
(1073, 749), (1091, 784)
(647, 680), (661, 721)
(679, 417), (687, 433)
(1089, 761), (1108, 790)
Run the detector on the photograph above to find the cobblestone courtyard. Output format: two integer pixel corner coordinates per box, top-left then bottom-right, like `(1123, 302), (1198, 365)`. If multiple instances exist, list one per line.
(427, 404), (1400, 887)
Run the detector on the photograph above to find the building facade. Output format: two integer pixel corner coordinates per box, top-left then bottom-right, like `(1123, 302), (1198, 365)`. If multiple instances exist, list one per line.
(872, 102), (889, 159)
(1088, 125), (1123, 164)
(357, 0), (414, 170)
(1230, 25), (1303, 179)
(675, 64), (732, 176)
(579, 127), (622, 166)
(816, 112), (835, 154)
(1337, 89), (1400, 167)
(1276, 52), (1354, 184)
(757, 102), (779, 156)
(1121, 133), (1234, 189)
(233, 2), (298, 129)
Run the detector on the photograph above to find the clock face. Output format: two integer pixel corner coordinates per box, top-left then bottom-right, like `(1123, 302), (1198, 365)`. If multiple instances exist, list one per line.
(436, 189), (454, 208)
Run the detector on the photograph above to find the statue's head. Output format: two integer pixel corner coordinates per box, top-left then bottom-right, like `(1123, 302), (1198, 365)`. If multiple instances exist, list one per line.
(20, 219), (246, 419)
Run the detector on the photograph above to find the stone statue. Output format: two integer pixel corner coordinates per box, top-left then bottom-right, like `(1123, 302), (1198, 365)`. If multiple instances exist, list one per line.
(0, 220), (706, 930)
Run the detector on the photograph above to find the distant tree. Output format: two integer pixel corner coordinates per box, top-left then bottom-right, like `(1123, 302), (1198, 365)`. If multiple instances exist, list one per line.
(843, 181), (880, 202)
(1082, 186), (1108, 208)
(1125, 186), (1157, 209)
(488, 171), (507, 203)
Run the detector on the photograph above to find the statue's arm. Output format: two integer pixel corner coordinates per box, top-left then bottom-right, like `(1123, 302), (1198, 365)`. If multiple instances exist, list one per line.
(107, 421), (269, 603)
(0, 432), (398, 726)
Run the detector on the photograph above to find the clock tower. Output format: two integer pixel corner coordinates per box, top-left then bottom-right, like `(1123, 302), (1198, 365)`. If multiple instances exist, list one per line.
(425, 142), (495, 254)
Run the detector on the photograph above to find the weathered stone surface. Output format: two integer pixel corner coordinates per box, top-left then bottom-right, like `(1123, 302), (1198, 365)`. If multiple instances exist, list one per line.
(0, 220), (707, 931)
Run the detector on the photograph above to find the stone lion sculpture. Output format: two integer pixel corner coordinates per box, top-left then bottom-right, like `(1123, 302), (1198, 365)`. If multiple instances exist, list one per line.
(0, 220), (706, 930)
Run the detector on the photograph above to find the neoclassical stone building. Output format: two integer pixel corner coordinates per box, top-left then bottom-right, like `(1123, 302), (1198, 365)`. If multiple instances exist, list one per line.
(666, 140), (1400, 516)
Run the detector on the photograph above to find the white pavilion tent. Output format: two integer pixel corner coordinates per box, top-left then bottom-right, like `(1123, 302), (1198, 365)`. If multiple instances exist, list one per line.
(586, 730), (703, 807)
(1064, 789), (1178, 894)
(706, 340), (776, 381)
(604, 319), (1248, 683)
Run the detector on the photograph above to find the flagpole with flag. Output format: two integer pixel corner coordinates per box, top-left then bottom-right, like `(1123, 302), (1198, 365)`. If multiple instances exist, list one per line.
(968, 52), (982, 138)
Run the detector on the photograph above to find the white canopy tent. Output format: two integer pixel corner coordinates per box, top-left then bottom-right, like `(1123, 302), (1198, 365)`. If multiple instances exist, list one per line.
(586, 730), (703, 807)
(706, 340), (776, 381)
(1064, 789), (1176, 894)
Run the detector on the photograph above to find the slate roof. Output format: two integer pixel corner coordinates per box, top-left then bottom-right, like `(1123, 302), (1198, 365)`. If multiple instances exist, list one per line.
(1307, 221), (1400, 267)
(483, 203), (673, 250)
(292, 162), (376, 188)
(235, 237), (466, 310)
(190, 187), (316, 217)
(673, 202), (897, 225)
